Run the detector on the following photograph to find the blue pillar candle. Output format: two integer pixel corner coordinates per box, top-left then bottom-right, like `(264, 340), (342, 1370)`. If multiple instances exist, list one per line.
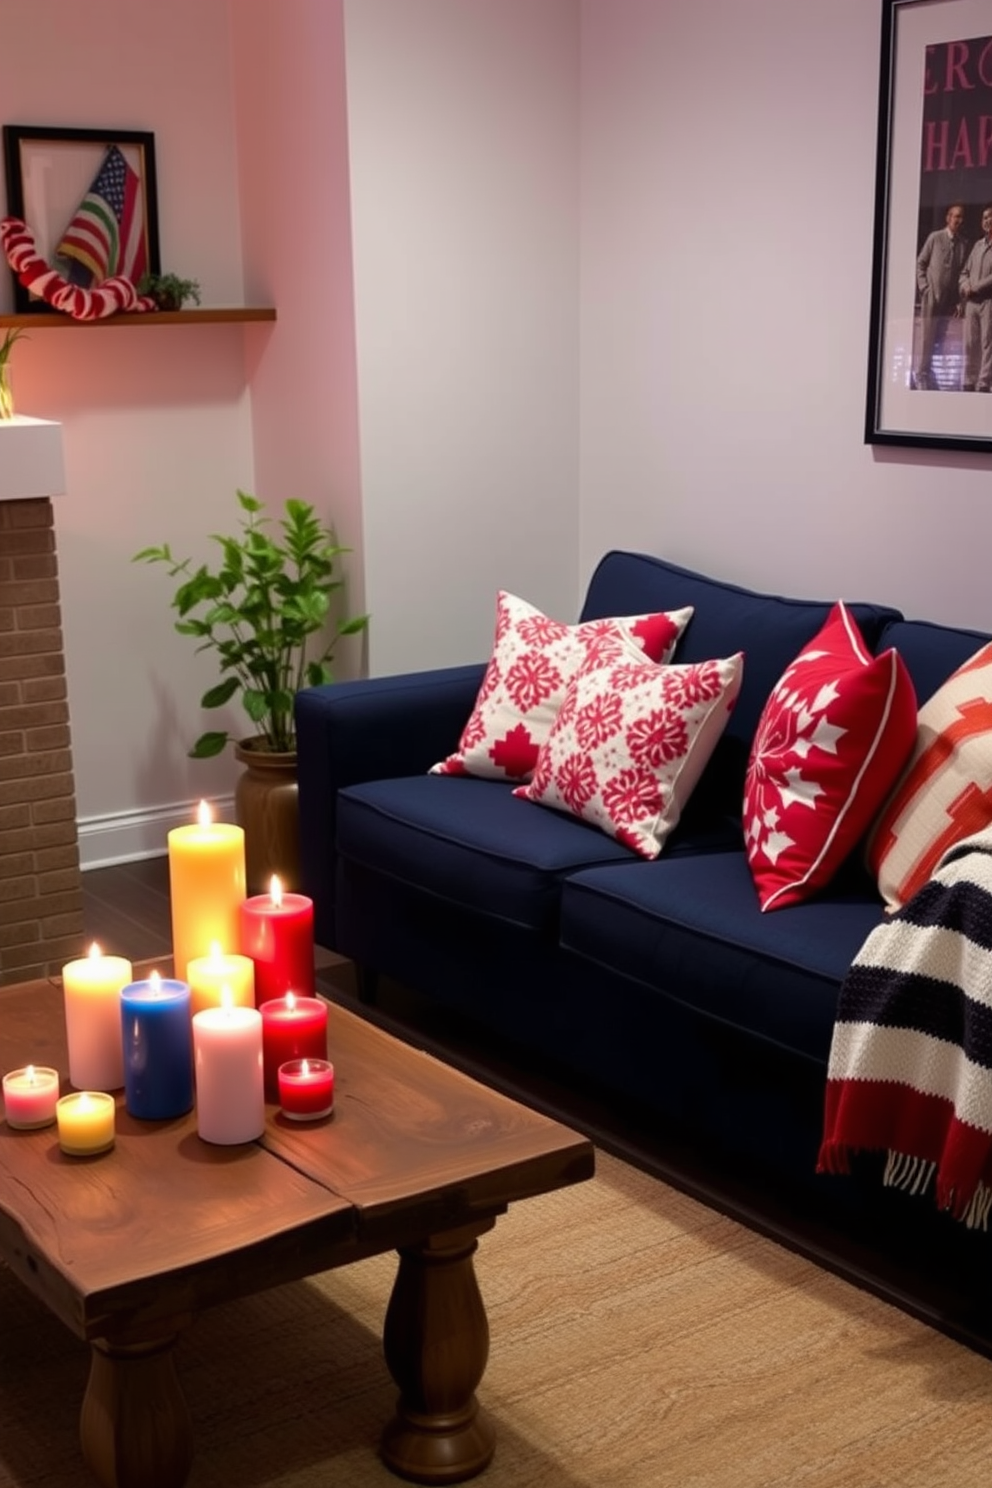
(121, 973), (194, 1120)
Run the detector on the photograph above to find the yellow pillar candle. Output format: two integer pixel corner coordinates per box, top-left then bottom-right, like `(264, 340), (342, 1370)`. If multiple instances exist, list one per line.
(56, 1091), (116, 1156)
(62, 943), (133, 1091)
(186, 942), (256, 1017)
(168, 801), (246, 982)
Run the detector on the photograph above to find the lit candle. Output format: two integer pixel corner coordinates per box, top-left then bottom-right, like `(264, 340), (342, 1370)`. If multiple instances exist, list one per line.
(192, 993), (265, 1145)
(259, 992), (328, 1100)
(62, 943), (133, 1091)
(239, 875), (315, 1007)
(2, 1065), (60, 1129)
(277, 1058), (335, 1121)
(168, 801), (246, 981)
(56, 1091), (116, 1156)
(186, 942), (255, 1017)
(120, 971), (194, 1120)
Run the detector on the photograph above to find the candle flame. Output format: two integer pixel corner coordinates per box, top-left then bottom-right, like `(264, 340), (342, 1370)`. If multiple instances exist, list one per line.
(79, 1093), (92, 1111)
(301, 1059), (310, 1076)
(150, 970), (162, 994)
(221, 985), (234, 1012)
(88, 942), (102, 960)
(197, 799), (212, 827)
(25, 1064), (35, 1084)
(270, 875), (283, 907)
(209, 940), (223, 963)
(285, 991), (296, 1010)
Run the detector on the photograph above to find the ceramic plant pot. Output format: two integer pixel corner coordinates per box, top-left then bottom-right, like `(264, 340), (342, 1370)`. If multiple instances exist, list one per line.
(233, 737), (302, 896)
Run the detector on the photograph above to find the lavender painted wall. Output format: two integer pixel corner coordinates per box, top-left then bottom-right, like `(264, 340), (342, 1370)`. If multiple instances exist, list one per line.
(579, 0), (992, 630)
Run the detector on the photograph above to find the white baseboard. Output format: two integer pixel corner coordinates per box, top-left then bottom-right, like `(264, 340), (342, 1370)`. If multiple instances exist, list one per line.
(77, 796), (237, 871)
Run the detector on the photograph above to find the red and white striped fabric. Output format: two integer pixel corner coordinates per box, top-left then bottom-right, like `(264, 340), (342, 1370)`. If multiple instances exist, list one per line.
(867, 641), (992, 911)
(0, 217), (154, 321)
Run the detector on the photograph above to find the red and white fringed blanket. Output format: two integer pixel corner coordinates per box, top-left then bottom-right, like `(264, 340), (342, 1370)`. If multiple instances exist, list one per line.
(0, 217), (154, 320)
(818, 825), (992, 1230)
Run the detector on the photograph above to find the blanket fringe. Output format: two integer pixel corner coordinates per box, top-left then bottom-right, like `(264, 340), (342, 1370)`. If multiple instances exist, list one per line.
(882, 1149), (936, 1199)
(883, 1150), (992, 1230)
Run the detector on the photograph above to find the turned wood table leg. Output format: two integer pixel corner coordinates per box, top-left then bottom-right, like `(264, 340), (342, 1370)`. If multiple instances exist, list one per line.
(381, 1218), (497, 1484)
(80, 1325), (194, 1488)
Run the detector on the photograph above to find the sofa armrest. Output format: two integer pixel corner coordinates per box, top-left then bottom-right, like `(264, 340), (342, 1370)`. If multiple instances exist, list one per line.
(294, 664), (484, 948)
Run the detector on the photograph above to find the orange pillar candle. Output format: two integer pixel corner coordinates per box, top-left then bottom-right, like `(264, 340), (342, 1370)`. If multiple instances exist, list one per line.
(168, 801), (246, 982)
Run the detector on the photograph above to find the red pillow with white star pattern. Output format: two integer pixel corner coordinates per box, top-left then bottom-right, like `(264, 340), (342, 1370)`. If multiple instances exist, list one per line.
(513, 632), (743, 858)
(430, 591), (694, 783)
(743, 600), (917, 912)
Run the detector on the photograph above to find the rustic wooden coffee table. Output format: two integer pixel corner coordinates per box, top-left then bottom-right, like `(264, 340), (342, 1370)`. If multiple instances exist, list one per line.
(0, 973), (594, 1488)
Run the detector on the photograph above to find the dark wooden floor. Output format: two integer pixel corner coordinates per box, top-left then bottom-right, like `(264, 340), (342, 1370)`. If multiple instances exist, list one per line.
(82, 855), (174, 963)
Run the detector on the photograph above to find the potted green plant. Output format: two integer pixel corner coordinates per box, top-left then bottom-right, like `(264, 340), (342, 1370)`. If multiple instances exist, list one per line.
(0, 326), (27, 419)
(134, 489), (368, 891)
(137, 272), (202, 312)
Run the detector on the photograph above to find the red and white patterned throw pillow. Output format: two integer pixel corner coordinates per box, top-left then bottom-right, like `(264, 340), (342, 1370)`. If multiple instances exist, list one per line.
(431, 591), (693, 782)
(513, 631), (743, 858)
(743, 601), (917, 912)
(867, 641), (992, 911)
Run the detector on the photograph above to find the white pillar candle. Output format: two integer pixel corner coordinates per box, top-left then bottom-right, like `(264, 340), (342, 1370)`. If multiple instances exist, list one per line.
(62, 944), (133, 1091)
(192, 1000), (265, 1145)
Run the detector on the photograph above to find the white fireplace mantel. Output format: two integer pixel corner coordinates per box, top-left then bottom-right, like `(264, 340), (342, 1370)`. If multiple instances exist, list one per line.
(0, 416), (66, 501)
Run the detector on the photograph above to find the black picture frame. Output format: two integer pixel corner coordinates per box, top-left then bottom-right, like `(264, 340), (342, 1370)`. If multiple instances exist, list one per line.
(865, 1), (992, 453)
(2, 124), (160, 314)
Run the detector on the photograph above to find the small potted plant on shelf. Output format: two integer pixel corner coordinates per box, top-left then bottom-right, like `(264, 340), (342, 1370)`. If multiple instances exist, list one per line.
(137, 272), (202, 312)
(134, 489), (369, 891)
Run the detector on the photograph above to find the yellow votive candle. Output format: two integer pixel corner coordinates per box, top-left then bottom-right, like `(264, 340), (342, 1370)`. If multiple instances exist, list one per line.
(56, 1091), (116, 1156)
(168, 801), (246, 982)
(186, 943), (256, 1017)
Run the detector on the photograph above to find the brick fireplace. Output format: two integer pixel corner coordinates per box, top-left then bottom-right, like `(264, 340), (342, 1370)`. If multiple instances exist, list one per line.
(0, 418), (84, 986)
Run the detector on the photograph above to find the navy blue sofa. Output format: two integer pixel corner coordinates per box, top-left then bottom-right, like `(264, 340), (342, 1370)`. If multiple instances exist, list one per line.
(296, 551), (992, 1345)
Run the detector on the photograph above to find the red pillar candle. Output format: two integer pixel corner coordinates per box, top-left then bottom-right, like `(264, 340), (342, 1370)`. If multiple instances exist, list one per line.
(239, 875), (315, 1008)
(259, 993), (328, 1100)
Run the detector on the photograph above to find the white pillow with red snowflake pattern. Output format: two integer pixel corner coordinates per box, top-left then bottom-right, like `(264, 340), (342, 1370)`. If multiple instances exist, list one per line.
(743, 600), (917, 912)
(512, 631), (744, 859)
(430, 591), (694, 783)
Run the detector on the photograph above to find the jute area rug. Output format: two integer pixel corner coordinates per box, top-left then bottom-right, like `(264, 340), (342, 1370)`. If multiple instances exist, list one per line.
(3, 1150), (992, 1488)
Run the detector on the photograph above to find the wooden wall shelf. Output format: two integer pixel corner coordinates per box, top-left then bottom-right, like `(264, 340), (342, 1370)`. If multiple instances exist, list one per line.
(0, 308), (276, 329)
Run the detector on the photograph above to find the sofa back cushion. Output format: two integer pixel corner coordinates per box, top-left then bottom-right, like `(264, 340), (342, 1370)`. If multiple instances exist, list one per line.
(581, 552), (904, 822)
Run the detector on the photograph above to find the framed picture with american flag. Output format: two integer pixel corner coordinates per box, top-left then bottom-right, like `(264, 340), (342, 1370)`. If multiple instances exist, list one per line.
(2, 125), (160, 313)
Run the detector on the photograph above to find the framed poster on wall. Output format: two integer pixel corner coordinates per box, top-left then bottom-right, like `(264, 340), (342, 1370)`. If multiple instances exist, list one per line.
(865, 0), (992, 453)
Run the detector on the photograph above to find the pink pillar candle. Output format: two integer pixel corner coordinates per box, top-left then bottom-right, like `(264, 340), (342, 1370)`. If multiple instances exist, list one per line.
(192, 1002), (265, 1145)
(62, 945), (133, 1091)
(239, 876), (315, 1007)
(278, 1058), (335, 1121)
(2, 1066), (60, 1129)
(259, 994), (328, 1100)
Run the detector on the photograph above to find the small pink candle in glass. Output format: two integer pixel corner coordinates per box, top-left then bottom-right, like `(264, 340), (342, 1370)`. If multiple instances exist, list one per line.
(2, 1065), (60, 1129)
(277, 1058), (335, 1121)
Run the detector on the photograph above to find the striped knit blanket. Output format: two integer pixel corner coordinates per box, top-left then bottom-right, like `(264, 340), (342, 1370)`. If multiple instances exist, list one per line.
(818, 826), (992, 1230)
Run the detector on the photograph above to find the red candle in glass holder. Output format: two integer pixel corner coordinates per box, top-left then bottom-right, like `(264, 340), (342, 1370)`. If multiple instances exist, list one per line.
(259, 992), (328, 1099)
(239, 875), (315, 1007)
(278, 1058), (335, 1120)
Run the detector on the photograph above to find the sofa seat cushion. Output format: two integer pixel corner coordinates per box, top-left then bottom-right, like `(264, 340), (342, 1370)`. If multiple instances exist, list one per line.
(336, 775), (649, 933)
(560, 852), (886, 1062)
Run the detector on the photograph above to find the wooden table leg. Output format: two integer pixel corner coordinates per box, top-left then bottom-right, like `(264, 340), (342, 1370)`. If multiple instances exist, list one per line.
(381, 1219), (497, 1484)
(80, 1323), (194, 1488)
